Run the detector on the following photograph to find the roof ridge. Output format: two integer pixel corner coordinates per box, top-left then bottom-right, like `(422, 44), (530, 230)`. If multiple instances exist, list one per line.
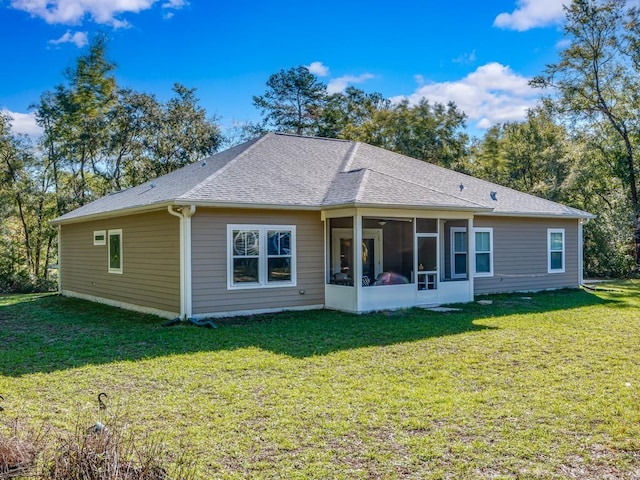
(273, 132), (352, 143)
(354, 168), (369, 203)
(341, 141), (360, 172)
(365, 167), (488, 208)
(177, 134), (268, 200)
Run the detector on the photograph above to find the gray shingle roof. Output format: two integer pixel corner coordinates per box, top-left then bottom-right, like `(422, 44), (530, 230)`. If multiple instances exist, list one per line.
(52, 133), (593, 224)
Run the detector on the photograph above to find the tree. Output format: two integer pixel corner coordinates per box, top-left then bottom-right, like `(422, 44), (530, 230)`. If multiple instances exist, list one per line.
(142, 83), (221, 179)
(0, 114), (57, 289)
(34, 34), (117, 210)
(316, 86), (389, 139)
(531, 0), (640, 266)
(252, 66), (327, 135)
(343, 99), (469, 169)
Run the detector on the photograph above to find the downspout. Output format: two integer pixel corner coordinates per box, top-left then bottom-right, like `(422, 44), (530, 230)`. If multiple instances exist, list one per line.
(167, 205), (196, 319)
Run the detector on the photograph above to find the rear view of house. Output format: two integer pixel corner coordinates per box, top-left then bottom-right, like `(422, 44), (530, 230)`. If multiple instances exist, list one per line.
(51, 133), (593, 319)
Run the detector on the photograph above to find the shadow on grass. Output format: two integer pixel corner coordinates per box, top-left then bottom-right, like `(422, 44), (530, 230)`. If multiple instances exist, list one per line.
(0, 286), (620, 377)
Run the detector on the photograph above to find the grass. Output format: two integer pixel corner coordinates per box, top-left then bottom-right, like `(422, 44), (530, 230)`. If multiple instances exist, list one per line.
(1, 283), (640, 478)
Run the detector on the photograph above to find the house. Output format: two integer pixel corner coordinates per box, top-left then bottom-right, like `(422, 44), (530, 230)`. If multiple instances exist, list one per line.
(51, 133), (594, 319)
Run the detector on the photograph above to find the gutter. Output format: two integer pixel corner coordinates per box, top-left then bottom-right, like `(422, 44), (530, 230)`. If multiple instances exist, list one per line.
(475, 211), (596, 220)
(167, 205), (196, 319)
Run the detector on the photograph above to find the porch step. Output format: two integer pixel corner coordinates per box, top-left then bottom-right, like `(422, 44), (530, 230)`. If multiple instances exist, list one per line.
(418, 305), (463, 313)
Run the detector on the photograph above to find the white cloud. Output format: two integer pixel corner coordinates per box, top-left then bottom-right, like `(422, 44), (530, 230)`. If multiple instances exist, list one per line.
(306, 61), (329, 77)
(453, 50), (476, 65)
(1, 110), (43, 138)
(10, 0), (186, 26)
(162, 0), (188, 8)
(494, 0), (567, 31)
(48, 30), (88, 47)
(327, 73), (375, 94)
(392, 62), (539, 129)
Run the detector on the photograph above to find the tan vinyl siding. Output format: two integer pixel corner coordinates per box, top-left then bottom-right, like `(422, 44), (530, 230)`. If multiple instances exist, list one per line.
(60, 210), (180, 314)
(473, 216), (579, 295)
(191, 208), (324, 315)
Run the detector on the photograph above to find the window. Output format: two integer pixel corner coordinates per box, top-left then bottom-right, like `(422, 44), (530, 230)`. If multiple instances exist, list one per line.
(228, 225), (296, 288)
(451, 227), (467, 278)
(108, 229), (123, 274)
(474, 228), (493, 277)
(548, 228), (565, 273)
(93, 230), (106, 246)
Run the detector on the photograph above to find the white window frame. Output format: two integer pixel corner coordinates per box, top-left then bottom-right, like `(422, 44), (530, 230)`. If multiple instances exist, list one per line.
(548, 228), (565, 273)
(108, 229), (123, 274)
(227, 224), (296, 289)
(93, 230), (106, 246)
(450, 227), (467, 279)
(473, 228), (493, 277)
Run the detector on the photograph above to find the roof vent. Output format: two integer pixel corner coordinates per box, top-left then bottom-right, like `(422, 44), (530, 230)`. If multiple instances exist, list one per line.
(490, 191), (497, 201)
(150, 182), (157, 189)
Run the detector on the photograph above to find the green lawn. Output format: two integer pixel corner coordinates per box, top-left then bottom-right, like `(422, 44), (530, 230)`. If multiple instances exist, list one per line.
(1, 283), (640, 479)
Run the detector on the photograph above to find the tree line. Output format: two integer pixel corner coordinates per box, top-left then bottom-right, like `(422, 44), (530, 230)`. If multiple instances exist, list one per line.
(1, 0), (637, 292)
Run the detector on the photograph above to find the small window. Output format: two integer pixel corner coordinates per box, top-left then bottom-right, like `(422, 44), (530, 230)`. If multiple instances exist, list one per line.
(474, 228), (493, 277)
(108, 229), (123, 274)
(228, 225), (296, 289)
(93, 230), (106, 246)
(548, 228), (565, 273)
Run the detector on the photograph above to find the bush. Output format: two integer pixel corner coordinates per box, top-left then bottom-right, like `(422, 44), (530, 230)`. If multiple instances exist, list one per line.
(0, 420), (45, 479)
(0, 271), (57, 294)
(40, 416), (195, 480)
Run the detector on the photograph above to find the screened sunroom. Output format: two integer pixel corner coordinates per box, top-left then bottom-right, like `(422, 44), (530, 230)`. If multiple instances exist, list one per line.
(323, 209), (477, 312)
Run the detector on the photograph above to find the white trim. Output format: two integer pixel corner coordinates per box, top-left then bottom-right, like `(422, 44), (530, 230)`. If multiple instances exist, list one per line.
(475, 212), (595, 219)
(108, 229), (123, 274)
(93, 230), (106, 246)
(322, 208), (475, 221)
(468, 218), (475, 297)
(548, 228), (565, 273)
(473, 227), (494, 277)
(191, 304), (324, 320)
(61, 290), (177, 319)
(57, 225), (62, 293)
(355, 215), (363, 310)
(450, 227), (467, 279)
(578, 220), (584, 284)
(227, 224), (297, 290)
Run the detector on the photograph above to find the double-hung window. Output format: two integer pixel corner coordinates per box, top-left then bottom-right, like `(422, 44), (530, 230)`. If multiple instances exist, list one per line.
(548, 228), (565, 273)
(450, 227), (494, 278)
(474, 228), (493, 277)
(228, 225), (296, 289)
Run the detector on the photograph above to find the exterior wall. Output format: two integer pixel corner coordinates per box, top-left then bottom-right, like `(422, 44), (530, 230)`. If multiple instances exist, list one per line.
(191, 208), (324, 316)
(473, 216), (580, 295)
(60, 210), (180, 316)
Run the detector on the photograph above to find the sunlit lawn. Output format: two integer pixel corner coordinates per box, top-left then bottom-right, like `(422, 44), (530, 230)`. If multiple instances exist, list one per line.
(1, 282), (640, 478)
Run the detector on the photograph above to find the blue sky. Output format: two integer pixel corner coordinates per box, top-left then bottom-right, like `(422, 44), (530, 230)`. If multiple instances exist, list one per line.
(1, 0), (570, 139)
